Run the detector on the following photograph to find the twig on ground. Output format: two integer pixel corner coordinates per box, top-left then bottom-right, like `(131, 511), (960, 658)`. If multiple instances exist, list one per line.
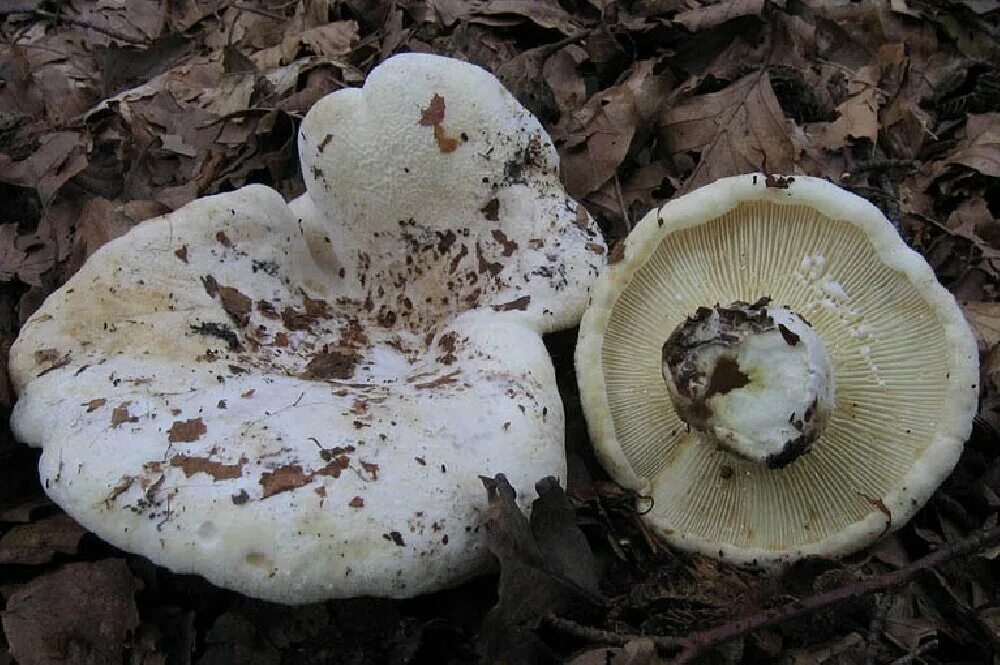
(850, 159), (919, 175)
(890, 639), (937, 665)
(547, 523), (1000, 663)
(545, 616), (682, 652)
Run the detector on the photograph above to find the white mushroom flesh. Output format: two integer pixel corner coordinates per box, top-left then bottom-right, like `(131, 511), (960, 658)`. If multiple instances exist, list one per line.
(662, 300), (834, 468)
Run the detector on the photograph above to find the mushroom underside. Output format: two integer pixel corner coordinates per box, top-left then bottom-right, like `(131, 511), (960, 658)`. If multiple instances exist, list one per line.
(592, 196), (975, 561)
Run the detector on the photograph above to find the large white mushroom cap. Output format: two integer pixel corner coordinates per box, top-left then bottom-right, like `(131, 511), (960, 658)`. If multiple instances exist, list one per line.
(576, 174), (978, 566)
(9, 53), (605, 603)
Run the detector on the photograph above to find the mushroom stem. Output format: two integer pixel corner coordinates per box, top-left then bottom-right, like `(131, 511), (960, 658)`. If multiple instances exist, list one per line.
(661, 297), (835, 469)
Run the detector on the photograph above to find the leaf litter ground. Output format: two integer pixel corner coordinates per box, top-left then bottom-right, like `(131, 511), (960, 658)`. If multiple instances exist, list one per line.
(1, 0), (999, 663)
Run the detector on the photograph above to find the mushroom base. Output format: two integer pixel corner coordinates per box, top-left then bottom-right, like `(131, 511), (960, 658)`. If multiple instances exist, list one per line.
(661, 298), (834, 468)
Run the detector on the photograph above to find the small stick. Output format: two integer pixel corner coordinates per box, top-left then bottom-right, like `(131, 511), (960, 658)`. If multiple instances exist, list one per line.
(545, 615), (682, 652)
(548, 523), (1000, 663)
(889, 639), (937, 665)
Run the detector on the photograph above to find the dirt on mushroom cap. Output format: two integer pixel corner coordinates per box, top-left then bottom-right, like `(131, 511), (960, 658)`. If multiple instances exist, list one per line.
(7, 54), (606, 603)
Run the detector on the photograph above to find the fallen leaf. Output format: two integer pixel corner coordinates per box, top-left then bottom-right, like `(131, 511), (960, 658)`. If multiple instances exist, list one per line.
(0, 224), (57, 288)
(659, 72), (797, 191)
(558, 59), (671, 198)
(962, 301), (1000, 349)
(495, 45), (561, 120)
(0, 132), (88, 204)
(818, 65), (879, 151)
(542, 45), (588, 115)
(64, 198), (136, 279)
(251, 21), (359, 70)
(673, 0), (765, 32)
(477, 474), (604, 661)
(0, 513), (86, 565)
(465, 0), (585, 36)
(2, 559), (139, 665)
(0, 497), (54, 524)
(945, 113), (1000, 178)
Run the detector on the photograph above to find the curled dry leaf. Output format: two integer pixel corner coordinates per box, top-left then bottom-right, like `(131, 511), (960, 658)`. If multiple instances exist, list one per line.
(818, 64), (879, 151)
(462, 0), (585, 36)
(557, 59), (672, 199)
(250, 20), (359, 70)
(478, 474), (604, 661)
(0, 132), (88, 205)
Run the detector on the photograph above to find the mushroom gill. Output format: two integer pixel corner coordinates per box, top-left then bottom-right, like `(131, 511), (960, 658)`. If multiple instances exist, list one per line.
(577, 175), (978, 565)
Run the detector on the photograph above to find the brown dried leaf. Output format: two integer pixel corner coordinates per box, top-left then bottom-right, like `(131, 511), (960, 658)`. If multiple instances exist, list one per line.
(558, 60), (670, 198)
(0, 513), (86, 565)
(0, 497), (54, 524)
(586, 160), (680, 230)
(961, 301), (1000, 350)
(659, 72), (797, 192)
(64, 198), (137, 279)
(251, 21), (359, 70)
(946, 199), (1000, 259)
(495, 45), (561, 120)
(673, 0), (765, 32)
(784, 632), (864, 663)
(0, 132), (88, 204)
(0, 224), (57, 288)
(542, 45), (588, 115)
(2, 559), (139, 665)
(945, 113), (1000, 178)
(818, 64), (879, 151)
(465, 0), (585, 36)
(477, 475), (603, 661)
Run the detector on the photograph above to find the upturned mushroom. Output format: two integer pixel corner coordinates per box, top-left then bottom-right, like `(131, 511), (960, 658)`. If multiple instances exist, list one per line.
(576, 174), (977, 565)
(9, 53), (605, 603)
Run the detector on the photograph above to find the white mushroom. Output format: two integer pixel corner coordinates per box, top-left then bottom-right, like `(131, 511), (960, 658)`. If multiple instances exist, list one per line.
(9, 54), (605, 603)
(576, 174), (978, 565)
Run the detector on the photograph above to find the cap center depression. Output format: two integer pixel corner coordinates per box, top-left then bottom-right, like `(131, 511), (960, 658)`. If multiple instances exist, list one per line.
(661, 297), (835, 469)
